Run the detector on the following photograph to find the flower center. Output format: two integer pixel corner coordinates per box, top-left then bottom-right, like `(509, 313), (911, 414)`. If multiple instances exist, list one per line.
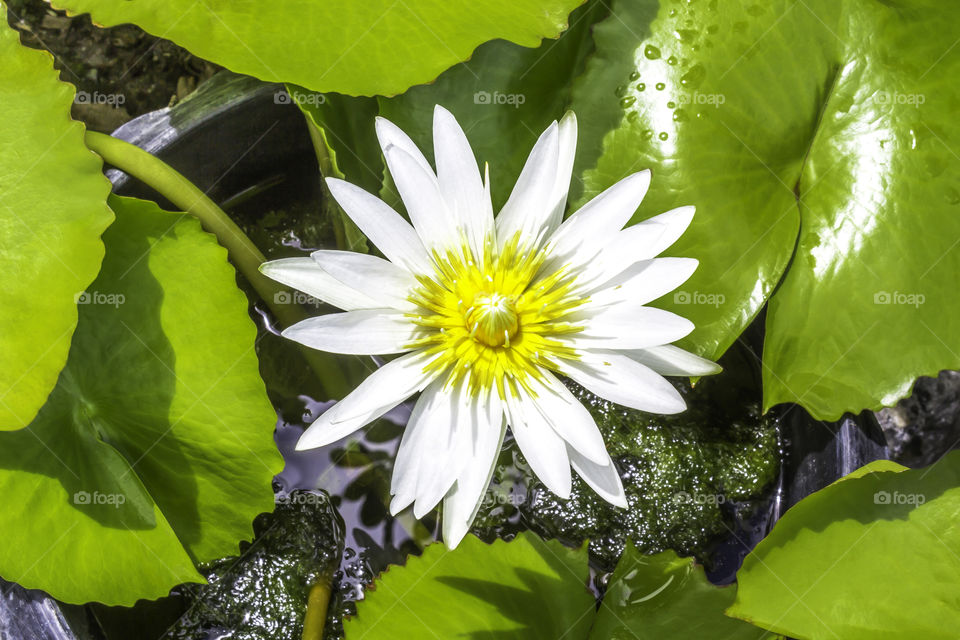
(466, 292), (519, 348)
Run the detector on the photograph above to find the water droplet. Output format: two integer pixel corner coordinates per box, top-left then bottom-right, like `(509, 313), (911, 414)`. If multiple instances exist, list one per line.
(656, 82), (666, 91)
(707, 24), (719, 34)
(667, 101), (677, 109)
(674, 29), (698, 43)
(641, 129), (654, 140)
(620, 96), (637, 108)
(909, 128), (918, 150)
(669, 8), (677, 17)
(615, 84), (627, 97)
(667, 55), (679, 65)
(644, 44), (662, 60)
(658, 132), (670, 141)
(636, 82), (646, 91)
(945, 187), (960, 205)
(680, 63), (706, 89)
(747, 4), (764, 15)
(733, 21), (747, 34)
(629, 71), (641, 81)
(627, 111), (640, 123)
(673, 108), (688, 122)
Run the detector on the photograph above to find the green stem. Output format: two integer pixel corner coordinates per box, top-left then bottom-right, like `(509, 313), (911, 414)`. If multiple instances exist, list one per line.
(84, 130), (351, 399)
(301, 579), (331, 640)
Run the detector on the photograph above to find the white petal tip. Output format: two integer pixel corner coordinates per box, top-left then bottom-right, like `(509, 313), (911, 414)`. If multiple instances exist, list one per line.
(294, 435), (321, 451)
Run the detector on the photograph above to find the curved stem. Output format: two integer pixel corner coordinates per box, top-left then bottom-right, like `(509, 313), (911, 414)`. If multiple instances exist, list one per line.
(301, 579), (332, 640)
(84, 130), (351, 399)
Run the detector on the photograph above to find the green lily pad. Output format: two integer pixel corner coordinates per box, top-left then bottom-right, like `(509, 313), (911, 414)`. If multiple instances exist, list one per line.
(49, 0), (585, 96)
(591, 545), (774, 639)
(344, 532), (596, 639)
(0, 11), (113, 431)
(0, 195), (282, 605)
(344, 531), (776, 638)
(730, 456), (960, 639)
(569, 0), (960, 419)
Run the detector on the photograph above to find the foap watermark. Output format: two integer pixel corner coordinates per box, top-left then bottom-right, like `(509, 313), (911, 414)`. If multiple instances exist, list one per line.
(874, 291), (925, 308)
(473, 90), (526, 108)
(74, 90), (126, 106)
(673, 290), (725, 307)
(274, 89), (327, 106)
(874, 490), (925, 506)
(73, 490), (126, 508)
(872, 91), (925, 106)
(75, 290), (125, 308)
(677, 92), (725, 108)
(673, 491), (726, 505)
(273, 290), (323, 307)
(275, 492), (327, 506)
(481, 490), (526, 508)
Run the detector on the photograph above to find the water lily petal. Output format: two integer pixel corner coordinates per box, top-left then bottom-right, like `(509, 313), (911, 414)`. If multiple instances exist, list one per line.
(568, 445), (628, 508)
(375, 115), (435, 177)
(581, 206), (696, 285)
(627, 344), (722, 377)
(295, 351), (435, 450)
(282, 310), (420, 355)
(544, 169), (651, 271)
(258, 257), (379, 310)
(527, 371), (609, 465)
(434, 105), (492, 261)
(568, 305), (695, 350)
(390, 379), (442, 514)
(557, 352), (686, 414)
(542, 111), (578, 232)
(384, 145), (458, 252)
(586, 257), (699, 305)
(413, 382), (474, 518)
(495, 121), (560, 249)
(442, 391), (505, 549)
(325, 178), (432, 274)
(506, 393), (571, 499)
(311, 250), (418, 311)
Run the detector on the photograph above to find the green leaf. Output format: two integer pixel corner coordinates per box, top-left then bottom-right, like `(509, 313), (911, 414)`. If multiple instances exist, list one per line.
(344, 532), (596, 639)
(0, 195), (282, 605)
(761, 1), (960, 418)
(730, 453), (960, 639)
(48, 0), (585, 96)
(0, 11), (113, 431)
(568, 0), (960, 419)
(376, 0), (604, 211)
(591, 546), (773, 640)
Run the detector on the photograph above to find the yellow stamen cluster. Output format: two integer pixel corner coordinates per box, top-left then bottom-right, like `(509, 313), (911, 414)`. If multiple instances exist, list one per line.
(406, 234), (587, 400)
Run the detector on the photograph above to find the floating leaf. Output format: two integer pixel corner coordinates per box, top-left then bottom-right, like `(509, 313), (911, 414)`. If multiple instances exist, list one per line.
(50, 0), (585, 96)
(730, 456), (960, 639)
(345, 532), (595, 639)
(569, 0), (960, 419)
(0, 11), (113, 430)
(0, 196), (282, 604)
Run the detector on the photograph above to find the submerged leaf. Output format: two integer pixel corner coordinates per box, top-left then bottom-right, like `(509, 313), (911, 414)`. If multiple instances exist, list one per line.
(591, 546), (774, 639)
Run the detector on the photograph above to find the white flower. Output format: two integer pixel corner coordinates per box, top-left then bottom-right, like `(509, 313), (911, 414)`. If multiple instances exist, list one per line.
(260, 105), (719, 548)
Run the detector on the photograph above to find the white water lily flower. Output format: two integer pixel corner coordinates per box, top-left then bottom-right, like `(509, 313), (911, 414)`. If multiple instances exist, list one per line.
(260, 105), (719, 548)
